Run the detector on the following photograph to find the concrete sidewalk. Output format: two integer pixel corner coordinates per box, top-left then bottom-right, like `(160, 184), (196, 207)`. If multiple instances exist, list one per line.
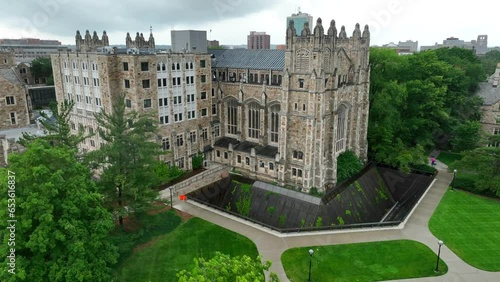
(174, 162), (500, 281)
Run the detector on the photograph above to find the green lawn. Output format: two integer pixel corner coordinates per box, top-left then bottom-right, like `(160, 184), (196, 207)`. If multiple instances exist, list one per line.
(113, 217), (259, 282)
(429, 189), (500, 271)
(437, 151), (462, 166)
(281, 240), (447, 282)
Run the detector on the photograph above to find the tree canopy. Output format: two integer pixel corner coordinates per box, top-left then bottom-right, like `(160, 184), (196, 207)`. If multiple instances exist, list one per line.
(368, 47), (485, 170)
(177, 252), (279, 282)
(0, 139), (117, 281)
(31, 57), (54, 85)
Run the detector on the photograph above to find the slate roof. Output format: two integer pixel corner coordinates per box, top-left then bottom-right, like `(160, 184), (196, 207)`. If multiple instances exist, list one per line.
(0, 68), (23, 85)
(477, 82), (500, 105)
(476, 70), (500, 105)
(209, 49), (285, 71)
(213, 137), (278, 158)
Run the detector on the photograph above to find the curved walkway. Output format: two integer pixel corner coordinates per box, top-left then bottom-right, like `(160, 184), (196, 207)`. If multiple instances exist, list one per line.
(174, 162), (500, 282)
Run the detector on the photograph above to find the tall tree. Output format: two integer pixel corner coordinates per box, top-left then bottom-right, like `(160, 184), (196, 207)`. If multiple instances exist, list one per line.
(453, 145), (500, 197)
(88, 94), (161, 228)
(177, 252), (279, 282)
(19, 99), (87, 148)
(0, 139), (117, 282)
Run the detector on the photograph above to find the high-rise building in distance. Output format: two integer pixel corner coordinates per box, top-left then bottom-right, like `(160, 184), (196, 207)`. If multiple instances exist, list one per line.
(247, 31), (270, 50)
(286, 11), (313, 36)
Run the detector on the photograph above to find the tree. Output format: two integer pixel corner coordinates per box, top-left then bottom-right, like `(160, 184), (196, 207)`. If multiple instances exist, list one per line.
(31, 57), (54, 85)
(176, 252), (279, 282)
(337, 150), (364, 183)
(453, 146), (500, 197)
(451, 121), (482, 152)
(88, 94), (161, 228)
(480, 50), (500, 76)
(0, 139), (118, 281)
(368, 47), (484, 169)
(19, 99), (87, 148)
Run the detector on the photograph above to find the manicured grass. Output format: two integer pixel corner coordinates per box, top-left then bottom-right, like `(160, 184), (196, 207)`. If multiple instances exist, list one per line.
(437, 151), (462, 166)
(113, 217), (259, 282)
(429, 189), (500, 271)
(281, 240), (447, 282)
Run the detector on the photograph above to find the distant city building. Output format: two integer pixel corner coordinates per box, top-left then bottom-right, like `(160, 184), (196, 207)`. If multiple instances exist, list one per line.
(171, 30), (207, 53)
(247, 31), (270, 50)
(381, 41), (415, 55)
(421, 35), (488, 54)
(398, 40), (418, 52)
(476, 63), (500, 147)
(275, 44), (286, 50)
(286, 11), (313, 36)
(0, 38), (67, 62)
(207, 40), (220, 49)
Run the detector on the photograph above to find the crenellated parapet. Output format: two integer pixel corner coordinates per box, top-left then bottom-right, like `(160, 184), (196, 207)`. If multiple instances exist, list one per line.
(75, 30), (109, 52)
(285, 18), (370, 77)
(125, 28), (155, 49)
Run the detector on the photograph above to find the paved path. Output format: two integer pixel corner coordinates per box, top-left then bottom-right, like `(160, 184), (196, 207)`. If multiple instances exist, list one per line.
(174, 161), (500, 281)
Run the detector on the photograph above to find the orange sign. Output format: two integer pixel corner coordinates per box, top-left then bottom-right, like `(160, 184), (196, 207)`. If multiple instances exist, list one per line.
(179, 194), (187, 201)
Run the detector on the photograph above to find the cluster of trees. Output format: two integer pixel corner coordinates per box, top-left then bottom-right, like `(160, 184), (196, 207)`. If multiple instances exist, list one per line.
(368, 47), (486, 171)
(0, 96), (166, 281)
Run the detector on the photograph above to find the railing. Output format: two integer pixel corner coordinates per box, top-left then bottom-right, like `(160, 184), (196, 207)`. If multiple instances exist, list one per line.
(187, 196), (402, 234)
(161, 164), (228, 196)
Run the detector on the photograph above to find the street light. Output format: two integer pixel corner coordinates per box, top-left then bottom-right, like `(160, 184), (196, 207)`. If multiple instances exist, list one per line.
(451, 169), (457, 191)
(168, 187), (173, 209)
(308, 249), (314, 282)
(435, 240), (444, 272)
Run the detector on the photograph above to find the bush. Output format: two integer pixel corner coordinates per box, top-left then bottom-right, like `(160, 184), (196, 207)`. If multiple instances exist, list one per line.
(410, 164), (437, 175)
(309, 187), (324, 197)
(337, 150), (364, 183)
(192, 153), (204, 170)
(454, 177), (498, 198)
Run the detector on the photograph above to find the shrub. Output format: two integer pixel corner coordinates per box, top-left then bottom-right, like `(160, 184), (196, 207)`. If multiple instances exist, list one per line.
(337, 150), (364, 183)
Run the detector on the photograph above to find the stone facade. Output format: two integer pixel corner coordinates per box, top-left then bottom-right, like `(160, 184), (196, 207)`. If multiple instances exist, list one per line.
(54, 20), (370, 191)
(0, 50), (30, 129)
(211, 19), (370, 191)
(52, 31), (213, 169)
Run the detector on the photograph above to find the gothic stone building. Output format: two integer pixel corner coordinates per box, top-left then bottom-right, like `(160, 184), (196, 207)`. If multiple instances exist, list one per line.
(211, 19), (370, 191)
(53, 19), (370, 192)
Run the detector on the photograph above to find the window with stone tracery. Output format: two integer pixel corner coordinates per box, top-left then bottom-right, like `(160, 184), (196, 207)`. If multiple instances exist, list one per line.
(335, 104), (348, 153)
(227, 99), (238, 134)
(296, 49), (309, 71)
(248, 102), (260, 139)
(270, 105), (280, 143)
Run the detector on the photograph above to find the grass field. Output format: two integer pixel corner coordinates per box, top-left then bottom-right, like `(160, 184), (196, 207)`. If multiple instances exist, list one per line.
(281, 240), (447, 282)
(429, 189), (500, 271)
(113, 217), (259, 281)
(436, 151), (462, 167)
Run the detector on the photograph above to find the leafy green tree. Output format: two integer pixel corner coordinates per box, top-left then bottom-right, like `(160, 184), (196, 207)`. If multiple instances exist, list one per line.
(368, 48), (483, 169)
(451, 121), (482, 152)
(88, 94), (161, 228)
(337, 150), (364, 183)
(453, 146), (500, 197)
(19, 99), (87, 148)
(480, 50), (500, 75)
(176, 252), (279, 282)
(192, 153), (204, 170)
(31, 57), (53, 85)
(0, 139), (118, 281)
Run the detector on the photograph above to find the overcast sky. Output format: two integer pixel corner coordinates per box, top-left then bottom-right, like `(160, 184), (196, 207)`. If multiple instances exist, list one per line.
(0, 0), (498, 48)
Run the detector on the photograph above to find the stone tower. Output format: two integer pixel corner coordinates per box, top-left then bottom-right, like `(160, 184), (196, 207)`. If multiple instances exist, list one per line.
(279, 18), (370, 191)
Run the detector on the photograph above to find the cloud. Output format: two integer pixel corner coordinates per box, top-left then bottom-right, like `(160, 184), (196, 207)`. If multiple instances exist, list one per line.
(0, 0), (276, 40)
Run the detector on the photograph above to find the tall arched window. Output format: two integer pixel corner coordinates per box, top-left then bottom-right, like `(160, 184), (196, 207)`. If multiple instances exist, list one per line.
(269, 105), (280, 143)
(248, 102), (260, 139)
(227, 99), (238, 134)
(335, 104), (349, 152)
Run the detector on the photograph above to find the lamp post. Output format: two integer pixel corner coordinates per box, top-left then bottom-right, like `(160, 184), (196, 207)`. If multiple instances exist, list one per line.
(168, 187), (173, 209)
(435, 240), (444, 272)
(451, 169), (457, 190)
(308, 249), (314, 282)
